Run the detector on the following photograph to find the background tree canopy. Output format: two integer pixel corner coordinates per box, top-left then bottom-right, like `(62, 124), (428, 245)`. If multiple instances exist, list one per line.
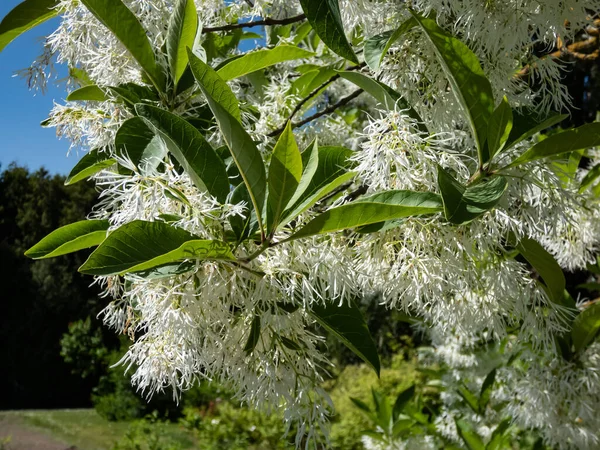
(0, 164), (105, 409)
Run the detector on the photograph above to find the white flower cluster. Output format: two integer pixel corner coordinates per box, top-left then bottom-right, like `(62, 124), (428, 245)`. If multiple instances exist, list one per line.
(503, 343), (600, 449)
(33, 0), (600, 447)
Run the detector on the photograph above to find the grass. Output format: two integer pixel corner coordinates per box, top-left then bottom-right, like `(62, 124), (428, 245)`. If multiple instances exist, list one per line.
(0, 409), (196, 450)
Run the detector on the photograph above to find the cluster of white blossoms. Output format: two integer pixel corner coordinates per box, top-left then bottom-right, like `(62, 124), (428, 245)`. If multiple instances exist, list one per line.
(22, 0), (600, 447)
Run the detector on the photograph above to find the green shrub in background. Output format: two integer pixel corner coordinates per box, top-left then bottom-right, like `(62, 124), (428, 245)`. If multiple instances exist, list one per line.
(112, 413), (194, 450)
(182, 399), (290, 449)
(60, 317), (110, 380)
(61, 318), (185, 421)
(325, 353), (421, 450)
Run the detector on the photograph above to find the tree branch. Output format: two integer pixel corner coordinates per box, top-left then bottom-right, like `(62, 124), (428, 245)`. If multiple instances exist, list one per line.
(268, 89), (364, 138)
(202, 14), (306, 33)
(286, 62), (366, 123)
(516, 20), (600, 79)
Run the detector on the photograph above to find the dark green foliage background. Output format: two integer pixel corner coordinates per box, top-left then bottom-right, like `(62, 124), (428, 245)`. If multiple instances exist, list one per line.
(0, 163), (104, 408)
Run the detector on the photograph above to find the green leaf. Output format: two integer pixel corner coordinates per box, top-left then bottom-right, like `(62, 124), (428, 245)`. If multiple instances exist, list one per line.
(577, 282), (600, 292)
(455, 419), (485, 450)
(479, 368), (496, 413)
(504, 110), (567, 151)
(288, 190), (443, 240)
(246, 69), (269, 99)
(288, 139), (320, 206)
(350, 397), (372, 414)
(25, 220), (109, 259)
(132, 261), (195, 279)
(290, 67), (336, 100)
(187, 49), (241, 122)
(393, 385), (415, 420)
(79, 220), (234, 276)
(486, 418), (511, 450)
(508, 123), (600, 168)
(280, 336), (302, 351)
(411, 11), (494, 163)
(158, 214), (183, 223)
(69, 67), (93, 87)
(579, 163), (600, 193)
(109, 82), (159, 108)
(298, 0), (358, 63)
(437, 166), (507, 224)
(136, 104), (230, 203)
(310, 299), (380, 376)
(280, 145), (354, 226)
(66, 85), (107, 102)
(217, 45), (314, 81)
(553, 150), (584, 187)
(458, 386), (480, 414)
(244, 315), (261, 354)
(363, 17), (417, 71)
(166, 0), (198, 85)
(0, 0), (58, 53)
(190, 53), (267, 234)
(372, 389), (392, 430)
(293, 21), (313, 45)
(392, 419), (415, 438)
(572, 303), (600, 353)
(515, 237), (571, 307)
(80, 0), (164, 90)
(115, 117), (167, 173)
(65, 150), (116, 185)
(487, 97), (513, 159)
(268, 122), (303, 232)
(337, 71), (425, 130)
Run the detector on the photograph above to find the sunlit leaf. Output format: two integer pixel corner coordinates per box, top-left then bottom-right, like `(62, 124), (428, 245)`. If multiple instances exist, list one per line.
(166, 0), (198, 85)
(25, 220), (109, 259)
(281, 145), (354, 227)
(66, 85), (107, 102)
(0, 0), (58, 53)
(508, 123), (600, 168)
(268, 122), (303, 232)
(487, 97), (513, 159)
(190, 52), (266, 232)
(412, 11), (494, 163)
(187, 49), (241, 122)
(363, 17), (417, 70)
(115, 117), (167, 174)
(438, 166), (507, 224)
(455, 419), (485, 450)
(504, 110), (567, 151)
(65, 149), (116, 185)
(288, 190), (443, 240)
(79, 220), (234, 276)
(217, 45), (313, 81)
(136, 104), (230, 203)
(579, 163), (600, 193)
(298, 0), (358, 63)
(80, 0), (165, 90)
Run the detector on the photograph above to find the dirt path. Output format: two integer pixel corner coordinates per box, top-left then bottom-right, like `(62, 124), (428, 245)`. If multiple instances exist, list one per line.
(0, 415), (74, 450)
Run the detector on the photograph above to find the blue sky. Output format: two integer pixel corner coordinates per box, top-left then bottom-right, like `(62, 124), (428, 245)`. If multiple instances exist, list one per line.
(0, 1), (73, 174)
